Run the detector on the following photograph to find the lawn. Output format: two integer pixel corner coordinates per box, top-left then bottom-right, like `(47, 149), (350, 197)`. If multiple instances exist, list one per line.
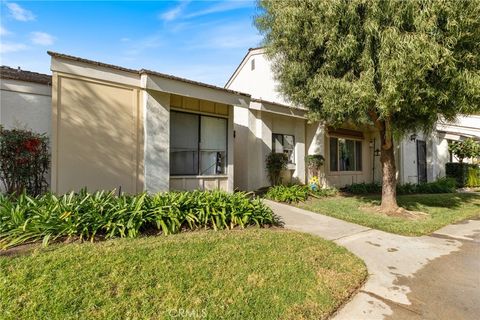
(298, 193), (480, 236)
(0, 228), (366, 320)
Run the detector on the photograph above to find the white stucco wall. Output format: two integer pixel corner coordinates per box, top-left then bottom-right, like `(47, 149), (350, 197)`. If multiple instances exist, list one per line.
(1, 78), (52, 192)
(226, 49), (289, 106)
(399, 116), (480, 184)
(233, 104), (306, 191)
(144, 90), (170, 193)
(0, 79), (51, 136)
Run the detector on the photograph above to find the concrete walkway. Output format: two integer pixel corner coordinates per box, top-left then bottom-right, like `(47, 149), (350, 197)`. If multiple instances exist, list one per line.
(265, 200), (480, 320)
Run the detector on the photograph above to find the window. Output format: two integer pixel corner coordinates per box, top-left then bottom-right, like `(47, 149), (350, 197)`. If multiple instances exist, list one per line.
(170, 111), (227, 176)
(272, 133), (295, 164)
(329, 137), (362, 171)
(251, 58), (255, 70)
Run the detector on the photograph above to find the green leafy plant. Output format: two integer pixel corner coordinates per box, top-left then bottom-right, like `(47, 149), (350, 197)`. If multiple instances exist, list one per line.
(467, 166), (480, 187)
(265, 152), (288, 186)
(448, 138), (480, 163)
(344, 178), (456, 195)
(0, 190), (281, 249)
(265, 185), (309, 203)
(265, 184), (337, 203)
(305, 154), (325, 178)
(446, 163), (478, 187)
(0, 127), (50, 196)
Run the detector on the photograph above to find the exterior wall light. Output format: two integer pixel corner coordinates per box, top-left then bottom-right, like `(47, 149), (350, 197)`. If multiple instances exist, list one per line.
(410, 133), (417, 142)
(374, 148), (381, 157)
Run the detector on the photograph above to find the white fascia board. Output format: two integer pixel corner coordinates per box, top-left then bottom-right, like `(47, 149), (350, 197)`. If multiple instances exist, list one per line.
(249, 101), (307, 119)
(145, 74), (250, 107)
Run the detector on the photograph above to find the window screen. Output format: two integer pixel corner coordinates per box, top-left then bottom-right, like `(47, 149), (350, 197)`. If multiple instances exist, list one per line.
(200, 116), (227, 175)
(170, 111), (227, 176)
(272, 133), (295, 164)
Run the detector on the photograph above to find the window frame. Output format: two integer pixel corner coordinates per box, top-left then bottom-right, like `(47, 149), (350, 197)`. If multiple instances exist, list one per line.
(272, 133), (296, 164)
(329, 136), (363, 172)
(170, 110), (228, 176)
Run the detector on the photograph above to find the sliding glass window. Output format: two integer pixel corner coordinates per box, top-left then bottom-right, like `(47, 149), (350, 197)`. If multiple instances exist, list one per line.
(170, 111), (227, 176)
(329, 137), (362, 172)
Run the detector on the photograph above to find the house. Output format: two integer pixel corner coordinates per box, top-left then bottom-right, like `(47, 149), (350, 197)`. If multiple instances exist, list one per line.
(47, 52), (250, 194)
(0, 66), (52, 136)
(0, 67), (53, 193)
(226, 48), (384, 190)
(1, 49), (478, 194)
(226, 47), (480, 189)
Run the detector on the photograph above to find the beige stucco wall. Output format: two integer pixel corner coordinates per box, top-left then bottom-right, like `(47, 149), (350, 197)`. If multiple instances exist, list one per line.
(51, 72), (144, 194)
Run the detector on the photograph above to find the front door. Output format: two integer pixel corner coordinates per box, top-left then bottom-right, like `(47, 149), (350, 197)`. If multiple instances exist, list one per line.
(416, 140), (427, 183)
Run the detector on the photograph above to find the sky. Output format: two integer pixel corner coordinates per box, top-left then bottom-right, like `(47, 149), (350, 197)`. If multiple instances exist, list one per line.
(0, 0), (262, 87)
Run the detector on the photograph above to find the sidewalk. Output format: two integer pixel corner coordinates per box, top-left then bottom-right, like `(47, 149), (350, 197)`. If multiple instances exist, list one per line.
(265, 200), (480, 320)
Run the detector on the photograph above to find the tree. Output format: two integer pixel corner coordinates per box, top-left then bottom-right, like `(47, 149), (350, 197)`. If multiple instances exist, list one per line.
(256, 0), (480, 212)
(449, 138), (480, 163)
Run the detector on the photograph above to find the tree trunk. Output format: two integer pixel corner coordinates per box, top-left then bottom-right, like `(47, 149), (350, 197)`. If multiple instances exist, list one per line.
(379, 130), (399, 212)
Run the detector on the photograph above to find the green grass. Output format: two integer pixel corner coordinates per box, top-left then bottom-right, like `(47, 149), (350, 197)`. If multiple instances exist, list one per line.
(298, 193), (480, 236)
(0, 228), (366, 320)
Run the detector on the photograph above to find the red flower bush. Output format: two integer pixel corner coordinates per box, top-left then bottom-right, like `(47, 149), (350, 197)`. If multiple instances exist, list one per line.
(0, 127), (50, 195)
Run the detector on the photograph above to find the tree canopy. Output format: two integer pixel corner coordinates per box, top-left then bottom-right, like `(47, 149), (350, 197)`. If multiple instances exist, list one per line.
(256, 0), (480, 135)
(256, 0), (480, 211)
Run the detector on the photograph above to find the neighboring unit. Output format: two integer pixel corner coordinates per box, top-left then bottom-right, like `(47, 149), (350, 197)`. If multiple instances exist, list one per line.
(1, 49), (478, 194)
(48, 52), (249, 194)
(0, 66), (52, 137)
(226, 47), (480, 189)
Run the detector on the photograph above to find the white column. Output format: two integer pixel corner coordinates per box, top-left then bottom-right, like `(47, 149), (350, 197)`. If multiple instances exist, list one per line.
(144, 90), (170, 193)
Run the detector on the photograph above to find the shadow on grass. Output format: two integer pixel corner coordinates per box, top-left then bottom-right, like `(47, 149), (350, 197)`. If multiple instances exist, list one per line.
(352, 193), (480, 211)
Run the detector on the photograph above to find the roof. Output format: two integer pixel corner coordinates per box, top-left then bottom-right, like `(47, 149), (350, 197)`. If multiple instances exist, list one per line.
(0, 66), (51, 85)
(48, 51), (250, 97)
(225, 47), (266, 88)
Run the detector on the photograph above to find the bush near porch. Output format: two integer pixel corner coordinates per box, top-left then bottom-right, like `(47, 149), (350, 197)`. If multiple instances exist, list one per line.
(343, 177), (457, 195)
(265, 185), (337, 204)
(446, 163), (480, 187)
(0, 228), (366, 320)
(0, 190), (280, 249)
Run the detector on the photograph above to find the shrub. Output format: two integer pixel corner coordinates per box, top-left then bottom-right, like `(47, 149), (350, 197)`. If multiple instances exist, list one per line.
(265, 185), (309, 203)
(446, 162), (475, 187)
(0, 190), (281, 249)
(0, 127), (50, 196)
(266, 152), (288, 185)
(343, 182), (382, 194)
(418, 177), (456, 193)
(306, 154), (324, 177)
(344, 178), (456, 195)
(467, 166), (480, 187)
(265, 184), (337, 203)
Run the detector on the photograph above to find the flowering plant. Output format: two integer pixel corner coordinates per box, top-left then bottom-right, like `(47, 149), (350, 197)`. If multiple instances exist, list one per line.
(308, 176), (320, 191)
(0, 127), (50, 195)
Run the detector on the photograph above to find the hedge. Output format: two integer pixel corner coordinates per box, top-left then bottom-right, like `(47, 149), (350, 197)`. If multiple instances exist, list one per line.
(445, 162), (480, 187)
